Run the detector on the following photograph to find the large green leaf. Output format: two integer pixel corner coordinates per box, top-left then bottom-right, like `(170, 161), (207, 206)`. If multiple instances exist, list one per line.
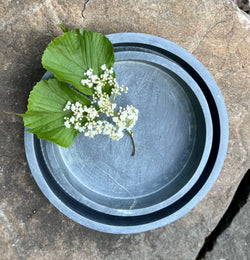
(42, 29), (115, 95)
(20, 78), (91, 147)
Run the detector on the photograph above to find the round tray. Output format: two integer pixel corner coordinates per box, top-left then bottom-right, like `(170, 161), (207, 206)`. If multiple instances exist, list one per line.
(24, 33), (228, 234)
(38, 51), (213, 217)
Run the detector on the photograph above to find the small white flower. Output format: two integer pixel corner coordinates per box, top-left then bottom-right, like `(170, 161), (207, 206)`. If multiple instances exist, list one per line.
(79, 107), (84, 114)
(81, 79), (88, 86)
(101, 64), (107, 70)
(112, 117), (119, 123)
(101, 73), (108, 80)
(91, 74), (98, 82)
(87, 82), (93, 88)
(64, 121), (71, 128)
(75, 102), (81, 107)
(71, 104), (76, 112)
(95, 84), (102, 93)
(70, 116), (75, 124)
(109, 67), (114, 74)
(74, 122), (81, 130)
(86, 69), (93, 76)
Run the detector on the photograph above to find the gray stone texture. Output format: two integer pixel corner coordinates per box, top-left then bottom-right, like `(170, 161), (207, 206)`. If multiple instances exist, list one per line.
(0, 0), (249, 259)
(205, 196), (250, 260)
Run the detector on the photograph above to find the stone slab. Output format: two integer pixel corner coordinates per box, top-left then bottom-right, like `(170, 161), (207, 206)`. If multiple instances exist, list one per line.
(0, 0), (249, 259)
(205, 194), (250, 260)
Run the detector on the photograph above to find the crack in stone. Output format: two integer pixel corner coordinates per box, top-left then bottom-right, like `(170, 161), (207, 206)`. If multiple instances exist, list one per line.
(0, 127), (10, 137)
(81, 0), (91, 19)
(195, 170), (250, 260)
(191, 20), (227, 54)
(0, 154), (24, 159)
(0, 0), (52, 30)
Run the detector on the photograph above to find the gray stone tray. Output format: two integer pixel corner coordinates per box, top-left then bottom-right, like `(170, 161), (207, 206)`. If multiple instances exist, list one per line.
(24, 33), (228, 234)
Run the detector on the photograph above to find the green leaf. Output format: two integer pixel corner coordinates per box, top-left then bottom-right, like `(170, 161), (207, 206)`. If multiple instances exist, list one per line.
(42, 29), (115, 95)
(20, 78), (91, 147)
(57, 24), (70, 33)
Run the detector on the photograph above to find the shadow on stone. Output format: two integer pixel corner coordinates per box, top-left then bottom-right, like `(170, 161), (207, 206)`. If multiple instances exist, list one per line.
(196, 169), (250, 259)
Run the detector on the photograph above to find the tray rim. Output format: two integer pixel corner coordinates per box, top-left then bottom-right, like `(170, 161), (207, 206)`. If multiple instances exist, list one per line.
(24, 32), (229, 234)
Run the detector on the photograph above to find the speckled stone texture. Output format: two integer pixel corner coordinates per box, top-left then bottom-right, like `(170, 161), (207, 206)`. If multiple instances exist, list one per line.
(0, 0), (249, 259)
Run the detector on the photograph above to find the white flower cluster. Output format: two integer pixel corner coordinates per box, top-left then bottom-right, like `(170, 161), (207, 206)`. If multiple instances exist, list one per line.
(113, 105), (139, 131)
(63, 64), (138, 141)
(81, 64), (128, 100)
(63, 101), (99, 132)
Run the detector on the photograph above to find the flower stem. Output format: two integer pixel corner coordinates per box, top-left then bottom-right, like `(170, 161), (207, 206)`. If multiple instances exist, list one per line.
(111, 93), (117, 102)
(127, 130), (136, 156)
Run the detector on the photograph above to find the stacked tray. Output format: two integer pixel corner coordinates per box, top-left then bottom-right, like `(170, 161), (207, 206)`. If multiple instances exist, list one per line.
(24, 33), (228, 234)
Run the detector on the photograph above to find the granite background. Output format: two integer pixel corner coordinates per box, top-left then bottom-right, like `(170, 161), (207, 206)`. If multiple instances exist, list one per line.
(0, 0), (249, 259)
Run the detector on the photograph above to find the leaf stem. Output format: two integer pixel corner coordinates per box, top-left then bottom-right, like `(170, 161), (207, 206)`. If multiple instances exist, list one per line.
(127, 130), (136, 156)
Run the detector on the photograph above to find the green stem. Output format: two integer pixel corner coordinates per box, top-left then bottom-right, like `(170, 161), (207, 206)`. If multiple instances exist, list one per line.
(111, 93), (117, 102)
(127, 130), (136, 156)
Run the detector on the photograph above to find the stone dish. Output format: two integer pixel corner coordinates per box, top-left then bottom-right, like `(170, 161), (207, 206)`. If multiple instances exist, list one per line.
(24, 33), (228, 234)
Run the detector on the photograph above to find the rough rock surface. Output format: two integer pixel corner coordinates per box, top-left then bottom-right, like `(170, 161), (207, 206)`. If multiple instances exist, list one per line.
(205, 195), (250, 260)
(0, 0), (249, 259)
